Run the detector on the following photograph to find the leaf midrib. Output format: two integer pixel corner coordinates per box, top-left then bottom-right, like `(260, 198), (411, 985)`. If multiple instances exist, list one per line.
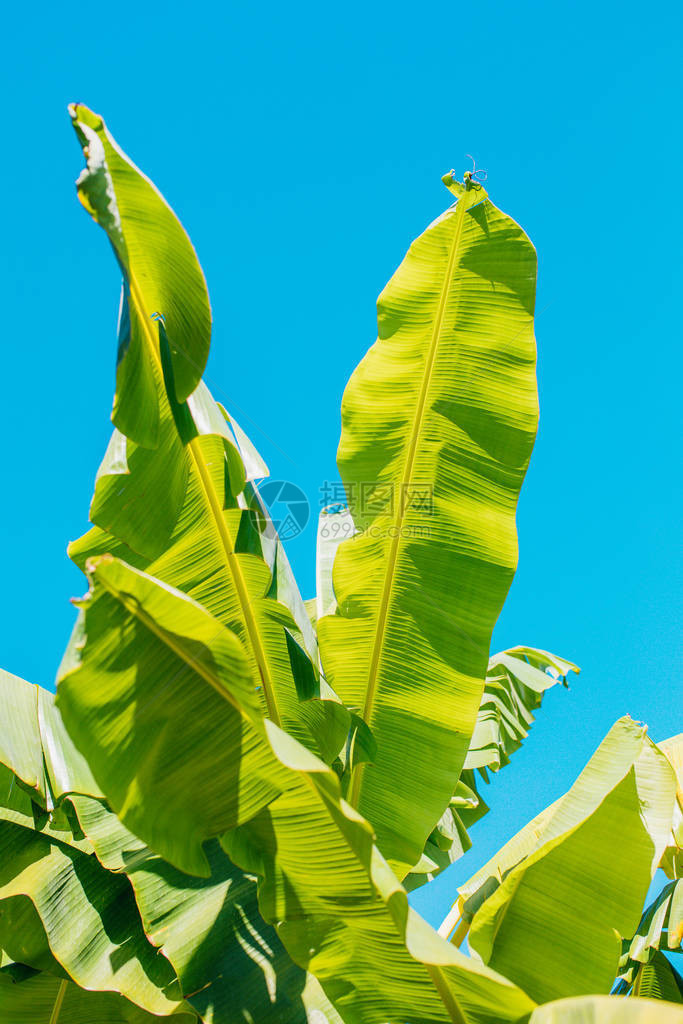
(126, 271), (281, 727)
(350, 189), (476, 808)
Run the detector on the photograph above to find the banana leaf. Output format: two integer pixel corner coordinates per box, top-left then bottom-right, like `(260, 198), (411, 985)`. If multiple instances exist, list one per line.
(0, 670), (344, 1023)
(0, 968), (197, 1024)
(57, 555), (537, 1023)
(450, 719), (676, 1003)
(527, 993), (683, 1022)
(70, 113), (324, 736)
(70, 104), (211, 448)
(0, 667), (102, 815)
(465, 647), (579, 772)
(617, 879), (682, 986)
(659, 734), (683, 879)
(0, 811), (184, 1015)
(406, 647), (577, 890)
(68, 333), (344, 766)
(71, 797), (344, 1024)
(317, 173), (539, 877)
(629, 951), (683, 1002)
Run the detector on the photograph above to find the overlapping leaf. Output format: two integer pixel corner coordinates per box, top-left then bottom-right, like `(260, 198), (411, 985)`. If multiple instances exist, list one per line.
(0, 782), (184, 1016)
(70, 102), (338, 764)
(317, 175), (540, 877)
(447, 719), (676, 1003)
(0, 670), (344, 1023)
(0, 692), (185, 1019)
(68, 798), (344, 1024)
(57, 556), (537, 1023)
(68, 339), (343, 765)
(616, 879), (682, 987)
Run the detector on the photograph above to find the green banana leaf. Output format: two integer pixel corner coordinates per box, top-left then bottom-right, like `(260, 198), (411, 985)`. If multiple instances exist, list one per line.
(68, 331), (344, 766)
(453, 719), (676, 1004)
(406, 647), (578, 890)
(69, 797), (344, 1024)
(527, 994), (683, 1022)
(57, 555), (537, 1023)
(630, 951), (683, 1002)
(0, 809), (184, 1015)
(317, 173), (539, 877)
(617, 879), (682, 986)
(70, 116), (325, 738)
(70, 103), (211, 448)
(58, 554), (291, 876)
(0, 667), (102, 814)
(0, 733), (186, 1018)
(0, 668), (345, 1022)
(465, 647), (579, 772)
(87, 380), (245, 562)
(0, 968), (197, 1024)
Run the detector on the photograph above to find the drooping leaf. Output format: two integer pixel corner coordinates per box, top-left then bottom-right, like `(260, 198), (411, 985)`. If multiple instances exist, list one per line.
(70, 103), (211, 447)
(465, 646), (579, 773)
(58, 555), (536, 1023)
(454, 719), (676, 1003)
(68, 797), (344, 1024)
(0, 817), (184, 1016)
(317, 174), (539, 877)
(58, 555), (289, 876)
(0, 667), (102, 813)
(0, 669), (342, 1024)
(617, 879), (682, 987)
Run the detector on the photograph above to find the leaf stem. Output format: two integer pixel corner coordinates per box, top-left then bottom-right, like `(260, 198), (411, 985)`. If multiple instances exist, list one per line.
(48, 979), (68, 1024)
(450, 917), (470, 949)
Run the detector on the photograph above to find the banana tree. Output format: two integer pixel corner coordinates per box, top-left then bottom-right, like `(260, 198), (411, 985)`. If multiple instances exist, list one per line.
(0, 104), (680, 1024)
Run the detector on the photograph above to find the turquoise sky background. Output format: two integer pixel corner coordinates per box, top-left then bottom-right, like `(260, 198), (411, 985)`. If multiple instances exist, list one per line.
(1, 2), (681, 928)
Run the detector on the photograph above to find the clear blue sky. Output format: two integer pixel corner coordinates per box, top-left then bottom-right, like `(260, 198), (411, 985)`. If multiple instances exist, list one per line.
(1, 2), (681, 928)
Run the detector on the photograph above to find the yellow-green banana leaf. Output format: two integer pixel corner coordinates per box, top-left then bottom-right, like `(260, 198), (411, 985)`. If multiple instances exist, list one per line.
(317, 174), (539, 877)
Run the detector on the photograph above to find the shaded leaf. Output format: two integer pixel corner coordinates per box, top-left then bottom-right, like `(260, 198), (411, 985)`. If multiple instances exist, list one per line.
(58, 554), (536, 1023)
(0, 968), (196, 1023)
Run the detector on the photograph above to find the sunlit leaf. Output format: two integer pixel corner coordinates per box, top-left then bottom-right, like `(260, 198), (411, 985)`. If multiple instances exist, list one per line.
(317, 175), (539, 877)
(70, 104), (211, 447)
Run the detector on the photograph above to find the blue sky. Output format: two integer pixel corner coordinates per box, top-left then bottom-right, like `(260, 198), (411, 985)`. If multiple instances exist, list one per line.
(1, 2), (681, 928)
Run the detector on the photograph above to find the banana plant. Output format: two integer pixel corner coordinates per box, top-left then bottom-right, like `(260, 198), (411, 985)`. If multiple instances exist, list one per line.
(0, 104), (680, 1024)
